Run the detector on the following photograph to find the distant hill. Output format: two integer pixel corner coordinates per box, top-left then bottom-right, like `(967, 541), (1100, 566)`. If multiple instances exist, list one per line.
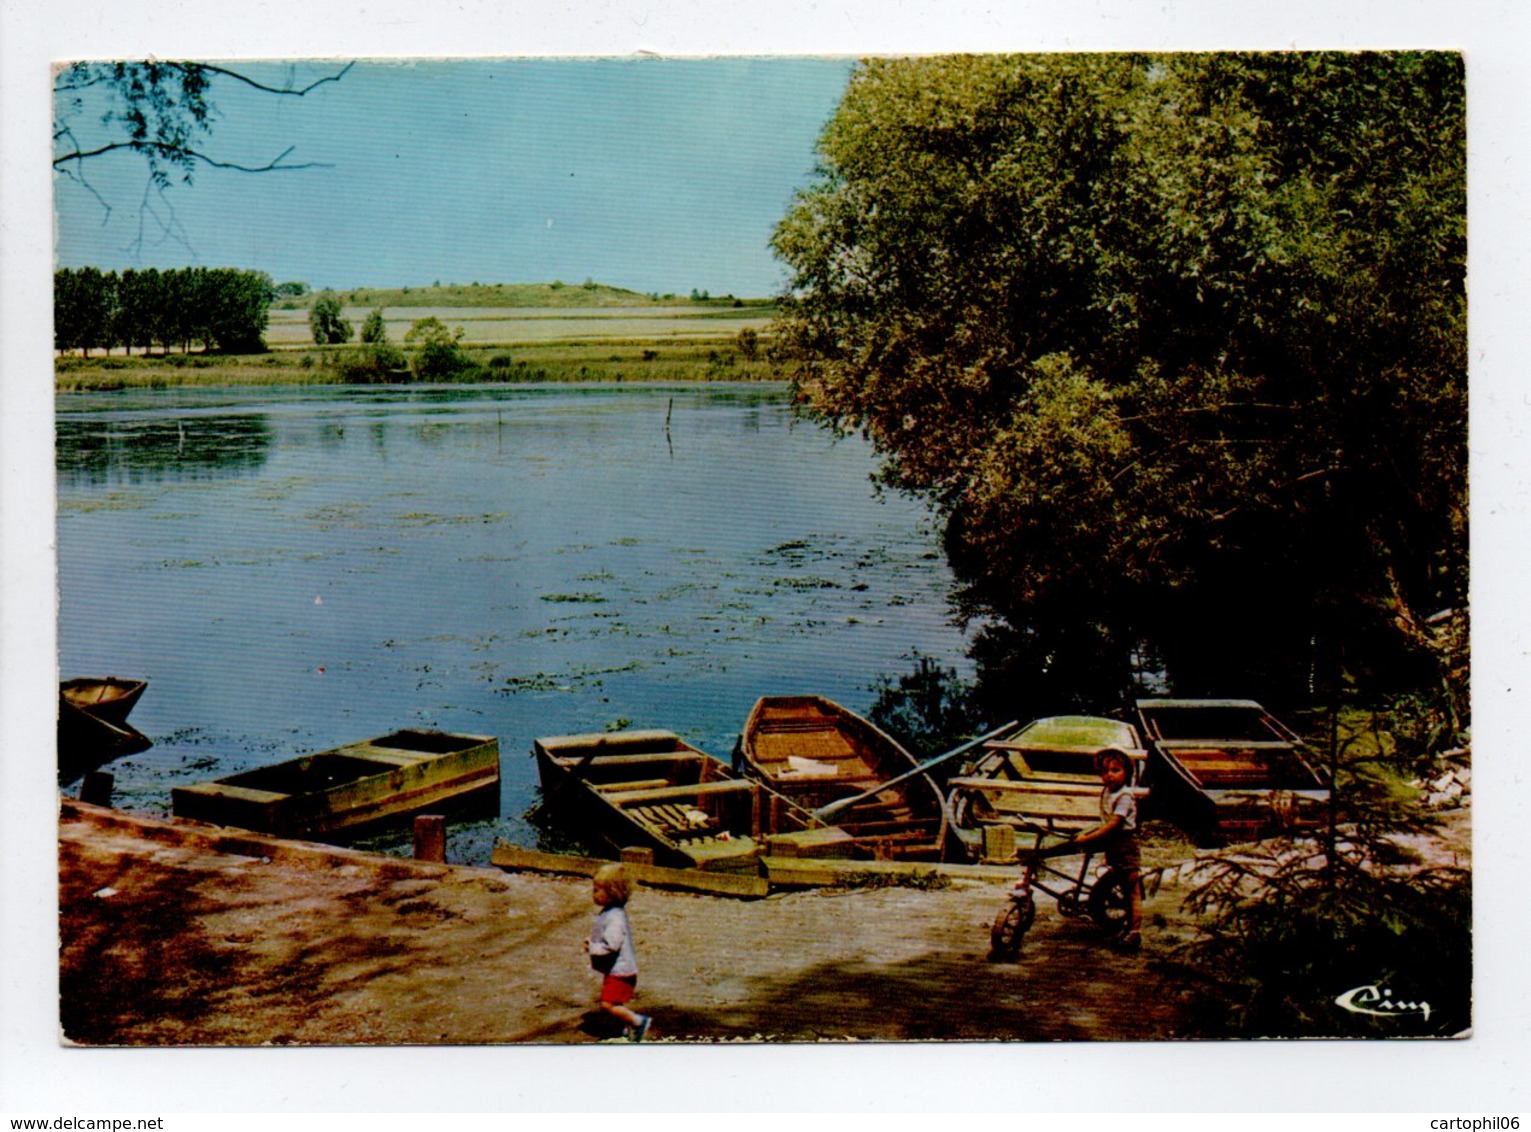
(277, 281), (772, 310)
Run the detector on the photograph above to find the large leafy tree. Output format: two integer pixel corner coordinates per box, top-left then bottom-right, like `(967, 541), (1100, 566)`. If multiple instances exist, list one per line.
(772, 53), (1466, 714)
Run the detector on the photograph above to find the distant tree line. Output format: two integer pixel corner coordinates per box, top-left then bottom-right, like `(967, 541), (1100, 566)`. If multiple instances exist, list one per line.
(54, 266), (274, 356)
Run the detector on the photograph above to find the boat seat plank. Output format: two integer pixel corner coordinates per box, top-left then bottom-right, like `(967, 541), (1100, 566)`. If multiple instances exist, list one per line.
(595, 778), (673, 793)
(551, 751), (707, 771)
(606, 779), (755, 804)
(949, 777), (1098, 795)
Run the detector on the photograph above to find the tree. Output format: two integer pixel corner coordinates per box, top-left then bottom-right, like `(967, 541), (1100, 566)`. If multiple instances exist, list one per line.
(309, 292), (351, 345)
(404, 317), (468, 380)
(771, 53), (1466, 713)
(54, 267), (116, 357)
(360, 308), (389, 345)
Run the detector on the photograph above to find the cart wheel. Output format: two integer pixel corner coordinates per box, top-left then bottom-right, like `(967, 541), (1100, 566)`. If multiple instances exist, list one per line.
(988, 895), (1035, 962)
(1087, 869), (1131, 937)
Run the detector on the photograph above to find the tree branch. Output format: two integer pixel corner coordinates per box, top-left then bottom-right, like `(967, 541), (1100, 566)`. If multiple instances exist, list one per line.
(55, 140), (329, 173)
(196, 61), (355, 97)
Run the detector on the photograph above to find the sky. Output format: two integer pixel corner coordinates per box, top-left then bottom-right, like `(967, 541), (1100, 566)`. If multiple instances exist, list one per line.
(53, 57), (856, 297)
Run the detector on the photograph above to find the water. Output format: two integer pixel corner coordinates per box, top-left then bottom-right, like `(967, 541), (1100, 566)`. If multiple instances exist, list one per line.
(56, 382), (973, 863)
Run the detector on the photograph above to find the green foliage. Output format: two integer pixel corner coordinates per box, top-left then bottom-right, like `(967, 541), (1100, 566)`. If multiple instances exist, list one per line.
(330, 344), (407, 383)
(54, 265), (271, 356)
(54, 62), (215, 188)
(404, 316), (471, 380)
(773, 53), (1467, 708)
(309, 292), (351, 345)
(834, 869), (952, 891)
(868, 652), (982, 760)
(359, 308), (389, 345)
(736, 327), (760, 360)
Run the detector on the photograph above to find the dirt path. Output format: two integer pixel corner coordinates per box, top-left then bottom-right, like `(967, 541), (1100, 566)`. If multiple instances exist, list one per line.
(58, 801), (1220, 1045)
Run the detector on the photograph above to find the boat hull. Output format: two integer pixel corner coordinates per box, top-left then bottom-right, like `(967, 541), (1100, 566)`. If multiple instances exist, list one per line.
(533, 729), (799, 871)
(171, 729), (500, 839)
(737, 695), (948, 861)
(945, 716), (1148, 860)
(1136, 699), (1330, 842)
(58, 677), (152, 785)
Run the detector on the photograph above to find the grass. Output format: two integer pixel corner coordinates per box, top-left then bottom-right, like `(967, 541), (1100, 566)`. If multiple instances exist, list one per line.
(56, 336), (788, 391)
(833, 870), (953, 892)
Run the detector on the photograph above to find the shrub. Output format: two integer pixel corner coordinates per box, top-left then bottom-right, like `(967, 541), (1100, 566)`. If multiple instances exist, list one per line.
(404, 317), (470, 380)
(359, 308), (389, 345)
(309, 292), (351, 345)
(331, 345), (408, 383)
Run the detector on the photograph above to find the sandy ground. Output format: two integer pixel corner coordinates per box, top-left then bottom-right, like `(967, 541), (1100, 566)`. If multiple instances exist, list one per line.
(58, 799), (1470, 1047)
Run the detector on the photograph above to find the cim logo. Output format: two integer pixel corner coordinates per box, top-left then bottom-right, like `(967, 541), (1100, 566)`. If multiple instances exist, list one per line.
(1335, 983), (1432, 1022)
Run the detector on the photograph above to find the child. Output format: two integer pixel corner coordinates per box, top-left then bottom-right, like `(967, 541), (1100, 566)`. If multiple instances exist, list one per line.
(1036, 747), (1144, 951)
(586, 863), (652, 1041)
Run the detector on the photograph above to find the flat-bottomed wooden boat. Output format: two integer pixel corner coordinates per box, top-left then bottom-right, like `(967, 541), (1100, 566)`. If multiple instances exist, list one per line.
(533, 729), (813, 872)
(946, 716), (1148, 859)
(736, 695), (948, 860)
(1135, 698), (1329, 841)
(171, 729), (500, 839)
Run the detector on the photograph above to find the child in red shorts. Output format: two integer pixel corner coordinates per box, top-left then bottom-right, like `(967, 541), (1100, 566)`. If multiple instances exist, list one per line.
(586, 863), (652, 1041)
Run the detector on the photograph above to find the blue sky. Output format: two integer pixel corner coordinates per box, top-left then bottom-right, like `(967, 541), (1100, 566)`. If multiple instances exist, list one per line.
(53, 57), (856, 297)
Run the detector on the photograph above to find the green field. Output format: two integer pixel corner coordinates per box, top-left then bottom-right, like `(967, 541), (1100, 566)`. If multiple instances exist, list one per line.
(56, 334), (785, 391)
(56, 289), (787, 391)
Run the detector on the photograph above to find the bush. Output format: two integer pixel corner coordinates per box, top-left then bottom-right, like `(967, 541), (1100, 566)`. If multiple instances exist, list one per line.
(360, 308), (389, 345)
(331, 345), (408, 383)
(309, 292), (351, 345)
(868, 652), (982, 761)
(405, 317), (470, 380)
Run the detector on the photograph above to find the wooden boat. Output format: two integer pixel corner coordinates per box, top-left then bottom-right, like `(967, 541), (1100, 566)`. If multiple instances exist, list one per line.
(1135, 698), (1330, 841)
(736, 695), (949, 861)
(60, 677), (148, 726)
(945, 716), (1148, 859)
(58, 677), (152, 784)
(171, 729), (499, 839)
(533, 729), (815, 872)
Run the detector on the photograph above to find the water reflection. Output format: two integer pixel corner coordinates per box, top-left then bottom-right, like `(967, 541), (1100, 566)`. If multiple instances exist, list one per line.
(57, 415), (272, 485)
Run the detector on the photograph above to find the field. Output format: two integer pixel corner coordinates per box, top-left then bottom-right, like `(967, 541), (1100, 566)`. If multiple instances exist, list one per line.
(56, 296), (784, 391)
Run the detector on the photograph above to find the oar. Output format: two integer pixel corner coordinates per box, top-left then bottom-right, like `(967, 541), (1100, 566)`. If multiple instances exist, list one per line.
(812, 720), (1020, 822)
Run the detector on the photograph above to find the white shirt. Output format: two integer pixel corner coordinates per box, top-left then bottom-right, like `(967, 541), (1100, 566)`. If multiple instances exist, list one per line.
(589, 905), (638, 978)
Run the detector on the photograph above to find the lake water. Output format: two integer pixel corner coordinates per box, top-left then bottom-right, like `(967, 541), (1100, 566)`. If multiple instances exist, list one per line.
(56, 382), (972, 862)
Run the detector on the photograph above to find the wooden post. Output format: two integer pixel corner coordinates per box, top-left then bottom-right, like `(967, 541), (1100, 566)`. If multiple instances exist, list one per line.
(620, 846), (656, 866)
(413, 814), (446, 863)
(80, 771), (114, 807)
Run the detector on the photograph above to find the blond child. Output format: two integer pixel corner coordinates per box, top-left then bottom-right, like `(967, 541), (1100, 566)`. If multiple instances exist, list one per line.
(586, 863), (652, 1041)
